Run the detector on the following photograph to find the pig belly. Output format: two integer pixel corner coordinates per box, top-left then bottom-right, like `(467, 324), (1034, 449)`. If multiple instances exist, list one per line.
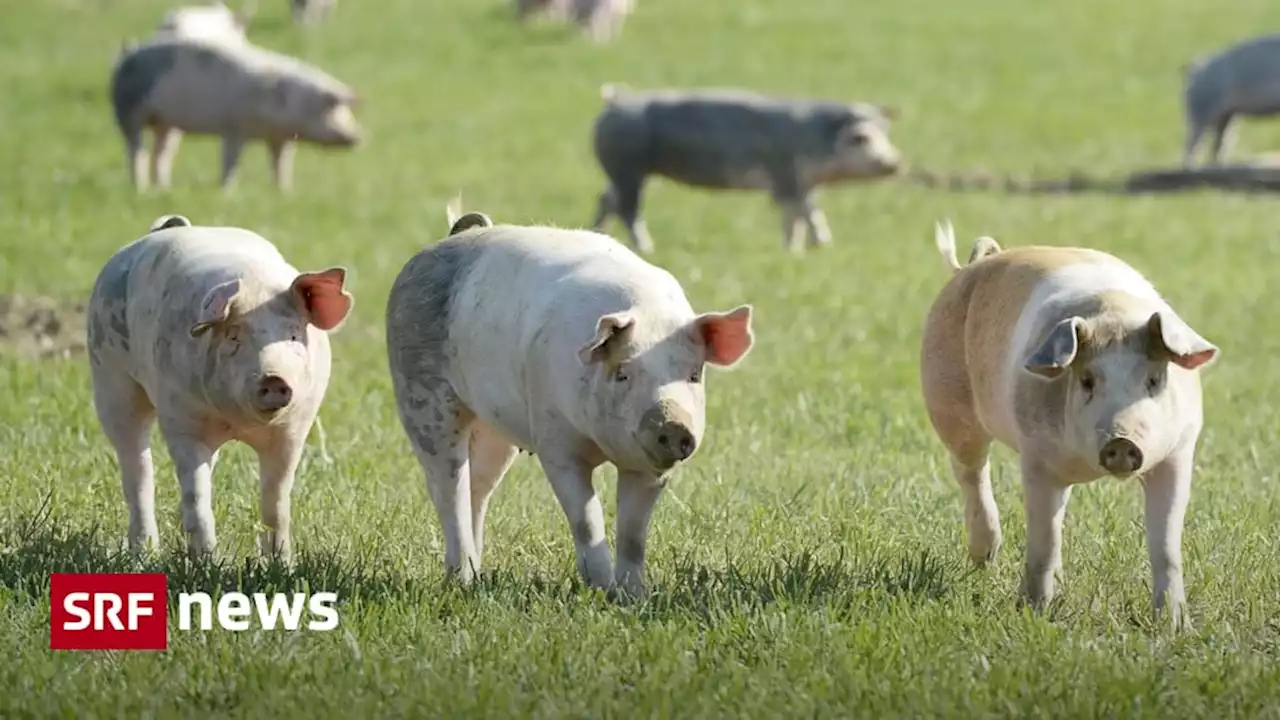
(147, 82), (241, 134)
(651, 153), (774, 190)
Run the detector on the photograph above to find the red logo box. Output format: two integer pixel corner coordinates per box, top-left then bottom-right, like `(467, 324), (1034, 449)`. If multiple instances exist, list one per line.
(49, 573), (169, 651)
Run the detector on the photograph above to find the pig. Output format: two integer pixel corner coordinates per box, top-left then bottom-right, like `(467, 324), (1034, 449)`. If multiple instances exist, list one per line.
(86, 213), (353, 561)
(1182, 34), (1280, 167)
(514, 0), (634, 42)
(291, 0), (337, 24)
(109, 36), (362, 192)
(919, 220), (1219, 630)
(589, 84), (902, 254)
(385, 203), (756, 596)
(154, 2), (250, 44)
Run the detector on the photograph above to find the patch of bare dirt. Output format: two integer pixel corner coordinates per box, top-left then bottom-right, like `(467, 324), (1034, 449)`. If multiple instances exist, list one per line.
(0, 293), (88, 361)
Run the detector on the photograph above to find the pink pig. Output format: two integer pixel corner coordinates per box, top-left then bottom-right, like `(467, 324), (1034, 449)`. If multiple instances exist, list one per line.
(86, 214), (353, 561)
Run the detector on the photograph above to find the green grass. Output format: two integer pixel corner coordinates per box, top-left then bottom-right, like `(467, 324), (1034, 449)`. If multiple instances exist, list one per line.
(3, 0), (1280, 716)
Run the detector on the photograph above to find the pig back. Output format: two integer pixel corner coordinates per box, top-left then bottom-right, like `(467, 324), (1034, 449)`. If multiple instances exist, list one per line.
(1211, 35), (1280, 115)
(401, 226), (679, 447)
(115, 39), (272, 135)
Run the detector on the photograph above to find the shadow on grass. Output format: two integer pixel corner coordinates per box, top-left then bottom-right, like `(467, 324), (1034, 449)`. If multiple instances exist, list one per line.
(0, 501), (434, 609)
(1, 502), (959, 624)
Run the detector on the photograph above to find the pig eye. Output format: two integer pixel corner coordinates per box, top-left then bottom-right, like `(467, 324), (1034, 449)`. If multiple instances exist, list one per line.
(1079, 371), (1096, 394)
(1146, 374), (1161, 394)
(848, 132), (869, 147)
(613, 366), (629, 383)
(689, 367), (703, 384)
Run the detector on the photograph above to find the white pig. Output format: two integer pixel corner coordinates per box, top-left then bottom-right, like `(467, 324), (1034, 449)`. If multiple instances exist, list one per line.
(154, 3), (249, 44)
(385, 204), (756, 596)
(920, 220), (1219, 630)
(86, 214), (353, 561)
(109, 37), (362, 192)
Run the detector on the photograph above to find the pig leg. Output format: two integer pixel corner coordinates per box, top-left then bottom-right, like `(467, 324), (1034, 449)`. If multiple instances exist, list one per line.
(778, 201), (807, 253)
(590, 187), (617, 231)
(150, 125), (182, 190)
(614, 469), (664, 598)
(268, 138), (296, 192)
(538, 450), (613, 589)
(159, 421), (221, 558)
(1020, 460), (1073, 609)
(1141, 448), (1194, 631)
(803, 203), (833, 248)
(1182, 119), (1206, 168)
(1206, 115), (1237, 165)
(607, 179), (655, 253)
(92, 373), (159, 550)
(920, 332), (1003, 563)
(950, 446), (1001, 564)
(219, 133), (246, 190)
(254, 432), (306, 563)
(124, 125), (150, 192)
(400, 390), (481, 581)
(468, 421), (520, 563)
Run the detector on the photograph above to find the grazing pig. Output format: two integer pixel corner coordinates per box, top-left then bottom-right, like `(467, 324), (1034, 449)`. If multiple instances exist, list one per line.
(1183, 34), (1280, 167)
(514, 0), (634, 42)
(86, 214), (353, 561)
(109, 37), (362, 192)
(386, 203), (756, 596)
(920, 220), (1219, 629)
(589, 84), (902, 254)
(154, 2), (249, 44)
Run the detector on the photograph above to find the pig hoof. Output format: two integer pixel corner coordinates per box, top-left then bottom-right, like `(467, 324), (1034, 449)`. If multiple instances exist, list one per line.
(125, 535), (160, 555)
(966, 529), (1002, 565)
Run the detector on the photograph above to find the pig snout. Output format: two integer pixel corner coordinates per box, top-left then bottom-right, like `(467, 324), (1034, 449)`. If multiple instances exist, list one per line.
(639, 402), (699, 469)
(1099, 437), (1144, 476)
(657, 422), (697, 461)
(255, 375), (294, 414)
(316, 105), (362, 148)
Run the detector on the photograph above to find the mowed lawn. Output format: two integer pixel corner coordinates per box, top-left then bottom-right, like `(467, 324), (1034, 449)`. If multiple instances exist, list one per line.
(4, 0), (1280, 716)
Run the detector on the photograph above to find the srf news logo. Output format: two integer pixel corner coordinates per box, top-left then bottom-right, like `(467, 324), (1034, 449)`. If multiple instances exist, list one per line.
(49, 573), (339, 651)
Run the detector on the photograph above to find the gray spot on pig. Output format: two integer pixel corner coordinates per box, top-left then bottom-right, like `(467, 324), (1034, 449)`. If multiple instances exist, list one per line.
(87, 239), (149, 360)
(110, 43), (179, 137)
(385, 235), (486, 455)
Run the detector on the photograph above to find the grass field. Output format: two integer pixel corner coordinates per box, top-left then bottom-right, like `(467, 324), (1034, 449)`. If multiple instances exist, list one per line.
(4, 0), (1280, 716)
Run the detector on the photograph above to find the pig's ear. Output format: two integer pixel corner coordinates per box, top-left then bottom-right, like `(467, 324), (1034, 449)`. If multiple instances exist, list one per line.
(190, 279), (241, 338)
(578, 312), (635, 365)
(1023, 317), (1084, 379)
(694, 304), (755, 368)
(150, 214), (191, 232)
(292, 267), (353, 331)
(1148, 311), (1219, 371)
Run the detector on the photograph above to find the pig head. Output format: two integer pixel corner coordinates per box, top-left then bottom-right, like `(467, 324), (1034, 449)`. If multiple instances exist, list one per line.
(1021, 300), (1219, 478)
(264, 76), (362, 148)
(805, 104), (902, 185)
(575, 304), (755, 475)
(185, 267), (352, 425)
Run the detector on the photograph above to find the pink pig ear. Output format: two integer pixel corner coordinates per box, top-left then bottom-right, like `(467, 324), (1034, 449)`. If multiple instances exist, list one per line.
(694, 304), (755, 368)
(189, 279), (241, 338)
(292, 267), (353, 331)
(578, 311), (635, 365)
(1148, 311), (1219, 371)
